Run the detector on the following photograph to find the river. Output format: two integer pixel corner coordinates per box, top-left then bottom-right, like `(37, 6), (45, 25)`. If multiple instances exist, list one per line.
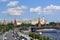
(42, 29), (60, 40)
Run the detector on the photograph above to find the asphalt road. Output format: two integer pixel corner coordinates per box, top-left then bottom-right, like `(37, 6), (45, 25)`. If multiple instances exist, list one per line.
(19, 36), (27, 40)
(4, 28), (28, 40)
(0, 34), (3, 40)
(4, 31), (16, 40)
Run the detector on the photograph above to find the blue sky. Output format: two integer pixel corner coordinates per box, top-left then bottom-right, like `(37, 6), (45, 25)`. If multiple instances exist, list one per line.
(0, 0), (60, 22)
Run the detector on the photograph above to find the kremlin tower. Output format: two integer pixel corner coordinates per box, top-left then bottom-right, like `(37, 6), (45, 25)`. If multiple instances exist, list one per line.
(37, 18), (41, 27)
(14, 19), (17, 27)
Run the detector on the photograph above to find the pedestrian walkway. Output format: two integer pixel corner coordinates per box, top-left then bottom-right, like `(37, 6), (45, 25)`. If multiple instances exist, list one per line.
(18, 32), (30, 40)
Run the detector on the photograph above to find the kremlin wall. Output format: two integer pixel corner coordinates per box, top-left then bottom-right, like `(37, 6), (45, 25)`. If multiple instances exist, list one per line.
(1, 16), (49, 26)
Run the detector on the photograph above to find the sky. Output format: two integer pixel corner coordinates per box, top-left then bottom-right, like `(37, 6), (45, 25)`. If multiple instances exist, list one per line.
(0, 0), (60, 22)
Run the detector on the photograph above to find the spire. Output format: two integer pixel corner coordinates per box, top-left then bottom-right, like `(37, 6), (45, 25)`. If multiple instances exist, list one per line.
(3, 18), (7, 26)
(14, 18), (17, 27)
(37, 18), (41, 27)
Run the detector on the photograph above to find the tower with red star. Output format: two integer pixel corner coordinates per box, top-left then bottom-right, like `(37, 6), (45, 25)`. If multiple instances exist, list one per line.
(14, 19), (17, 27)
(37, 18), (41, 27)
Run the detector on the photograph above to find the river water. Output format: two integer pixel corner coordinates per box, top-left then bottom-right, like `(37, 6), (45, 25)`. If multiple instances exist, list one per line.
(42, 29), (60, 40)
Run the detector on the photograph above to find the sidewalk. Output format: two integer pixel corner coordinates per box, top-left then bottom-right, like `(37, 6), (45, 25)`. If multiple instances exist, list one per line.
(18, 32), (30, 40)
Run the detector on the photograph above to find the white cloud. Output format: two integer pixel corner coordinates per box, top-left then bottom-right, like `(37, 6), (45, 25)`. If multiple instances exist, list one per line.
(45, 5), (60, 10)
(30, 7), (42, 14)
(0, 0), (7, 2)
(2, 6), (27, 15)
(43, 5), (60, 14)
(30, 5), (60, 14)
(23, 18), (30, 21)
(7, 1), (19, 7)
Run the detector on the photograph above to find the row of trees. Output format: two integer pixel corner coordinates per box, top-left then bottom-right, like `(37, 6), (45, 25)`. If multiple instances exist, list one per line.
(0, 24), (14, 33)
(0, 22), (60, 32)
(42, 22), (60, 27)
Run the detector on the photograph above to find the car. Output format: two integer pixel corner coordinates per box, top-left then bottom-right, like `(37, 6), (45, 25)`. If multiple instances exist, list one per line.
(15, 37), (17, 40)
(4, 37), (7, 40)
(22, 39), (25, 40)
(19, 36), (27, 40)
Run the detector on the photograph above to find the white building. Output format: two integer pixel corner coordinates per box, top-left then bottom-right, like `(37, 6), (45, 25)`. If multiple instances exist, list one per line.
(15, 16), (49, 25)
(31, 16), (49, 25)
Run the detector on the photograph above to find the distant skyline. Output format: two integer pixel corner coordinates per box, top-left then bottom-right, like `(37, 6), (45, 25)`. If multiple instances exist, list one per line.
(0, 0), (60, 22)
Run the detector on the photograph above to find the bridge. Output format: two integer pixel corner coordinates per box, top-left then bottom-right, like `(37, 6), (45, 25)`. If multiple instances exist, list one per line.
(31, 27), (60, 29)
(31, 27), (60, 33)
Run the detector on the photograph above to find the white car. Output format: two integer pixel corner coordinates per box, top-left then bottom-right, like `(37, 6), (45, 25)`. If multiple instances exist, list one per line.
(4, 37), (7, 40)
(22, 39), (25, 40)
(15, 37), (17, 40)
